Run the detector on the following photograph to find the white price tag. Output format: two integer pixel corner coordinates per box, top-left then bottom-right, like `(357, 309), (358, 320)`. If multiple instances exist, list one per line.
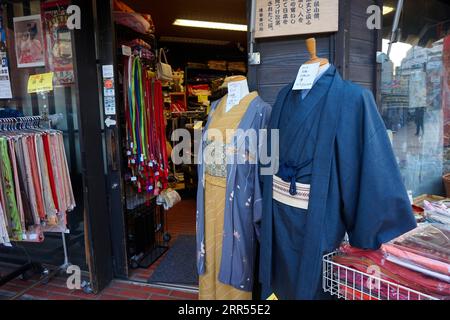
(293, 62), (320, 91)
(102, 65), (114, 78)
(122, 45), (132, 56)
(29, 234), (38, 241)
(226, 80), (249, 112)
(131, 176), (137, 182)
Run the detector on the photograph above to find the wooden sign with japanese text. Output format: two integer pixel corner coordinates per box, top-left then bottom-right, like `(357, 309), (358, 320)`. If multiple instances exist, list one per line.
(255, 0), (339, 38)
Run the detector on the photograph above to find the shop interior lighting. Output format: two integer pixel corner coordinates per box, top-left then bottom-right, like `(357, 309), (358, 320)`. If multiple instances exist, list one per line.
(173, 19), (247, 32)
(160, 36), (231, 46)
(383, 6), (395, 15)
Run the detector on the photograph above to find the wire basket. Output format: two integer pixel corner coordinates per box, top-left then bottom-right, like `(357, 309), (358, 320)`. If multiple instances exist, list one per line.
(322, 251), (439, 300)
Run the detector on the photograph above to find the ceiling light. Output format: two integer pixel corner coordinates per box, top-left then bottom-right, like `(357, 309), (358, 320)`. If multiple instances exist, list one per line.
(173, 19), (247, 32)
(159, 36), (231, 46)
(383, 6), (395, 15)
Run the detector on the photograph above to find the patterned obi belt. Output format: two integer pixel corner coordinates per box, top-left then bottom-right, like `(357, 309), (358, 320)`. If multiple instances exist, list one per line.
(204, 139), (227, 178)
(272, 161), (312, 210)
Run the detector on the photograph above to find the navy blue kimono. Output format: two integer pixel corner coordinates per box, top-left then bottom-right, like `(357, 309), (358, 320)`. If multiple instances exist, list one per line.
(259, 65), (417, 300)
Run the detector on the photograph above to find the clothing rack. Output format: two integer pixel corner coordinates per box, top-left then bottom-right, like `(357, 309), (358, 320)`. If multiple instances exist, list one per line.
(0, 115), (72, 299)
(122, 54), (170, 269)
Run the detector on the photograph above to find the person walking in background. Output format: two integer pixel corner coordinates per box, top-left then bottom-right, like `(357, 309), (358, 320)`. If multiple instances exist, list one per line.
(415, 107), (425, 136)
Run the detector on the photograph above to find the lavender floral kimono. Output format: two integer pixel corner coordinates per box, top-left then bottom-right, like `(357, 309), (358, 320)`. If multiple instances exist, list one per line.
(196, 95), (271, 292)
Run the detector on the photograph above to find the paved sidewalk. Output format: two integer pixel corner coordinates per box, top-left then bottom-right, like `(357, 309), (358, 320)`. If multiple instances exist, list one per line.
(0, 276), (198, 300)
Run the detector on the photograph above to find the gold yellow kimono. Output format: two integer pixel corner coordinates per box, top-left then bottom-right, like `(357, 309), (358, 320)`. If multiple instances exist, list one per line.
(199, 92), (259, 300)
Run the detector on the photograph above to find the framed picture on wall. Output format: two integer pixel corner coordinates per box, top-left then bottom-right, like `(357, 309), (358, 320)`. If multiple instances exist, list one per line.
(41, 0), (75, 86)
(13, 14), (45, 68)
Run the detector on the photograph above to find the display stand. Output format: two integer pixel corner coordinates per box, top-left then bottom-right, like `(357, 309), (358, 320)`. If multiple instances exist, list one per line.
(126, 193), (169, 269)
(116, 23), (172, 271)
(322, 251), (439, 300)
(0, 115), (73, 299)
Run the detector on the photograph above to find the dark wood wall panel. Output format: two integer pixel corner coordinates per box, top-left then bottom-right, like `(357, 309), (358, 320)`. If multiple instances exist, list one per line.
(347, 0), (381, 92)
(249, 0), (382, 104)
(250, 35), (333, 105)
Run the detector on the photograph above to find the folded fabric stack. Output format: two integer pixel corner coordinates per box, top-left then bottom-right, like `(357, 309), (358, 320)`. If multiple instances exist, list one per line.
(187, 62), (208, 69)
(391, 224), (450, 264)
(122, 39), (155, 62)
(188, 84), (211, 97)
(208, 60), (227, 71)
(423, 200), (450, 225)
(113, 0), (155, 34)
(334, 225), (450, 300)
(228, 61), (246, 73)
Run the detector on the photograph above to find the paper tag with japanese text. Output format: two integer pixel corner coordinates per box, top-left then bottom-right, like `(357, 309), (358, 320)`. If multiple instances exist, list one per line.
(293, 62), (320, 90)
(226, 80), (249, 112)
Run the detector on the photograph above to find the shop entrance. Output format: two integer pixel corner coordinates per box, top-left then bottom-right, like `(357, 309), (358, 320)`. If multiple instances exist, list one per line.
(106, 0), (249, 291)
(0, 0), (115, 295)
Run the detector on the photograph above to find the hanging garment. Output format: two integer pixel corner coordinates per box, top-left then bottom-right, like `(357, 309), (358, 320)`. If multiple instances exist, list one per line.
(12, 140), (34, 228)
(197, 92), (272, 294)
(199, 92), (260, 300)
(0, 125), (75, 244)
(123, 55), (169, 196)
(8, 138), (25, 232)
(57, 133), (75, 213)
(20, 136), (40, 224)
(35, 135), (57, 219)
(50, 133), (67, 214)
(0, 137), (22, 240)
(0, 202), (10, 246)
(27, 135), (46, 219)
(259, 65), (417, 300)
(42, 133), (59, 212)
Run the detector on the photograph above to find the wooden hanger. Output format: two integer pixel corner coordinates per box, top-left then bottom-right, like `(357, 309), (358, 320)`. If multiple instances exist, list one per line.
(304, 38), (329, 66)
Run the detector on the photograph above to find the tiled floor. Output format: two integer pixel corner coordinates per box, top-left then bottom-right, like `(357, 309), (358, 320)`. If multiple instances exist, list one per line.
(0, 276), (198, 300)
(0, 199), (198, 300)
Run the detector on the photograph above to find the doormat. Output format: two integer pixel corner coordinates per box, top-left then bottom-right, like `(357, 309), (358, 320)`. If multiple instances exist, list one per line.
(148, 235), (198, 285)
